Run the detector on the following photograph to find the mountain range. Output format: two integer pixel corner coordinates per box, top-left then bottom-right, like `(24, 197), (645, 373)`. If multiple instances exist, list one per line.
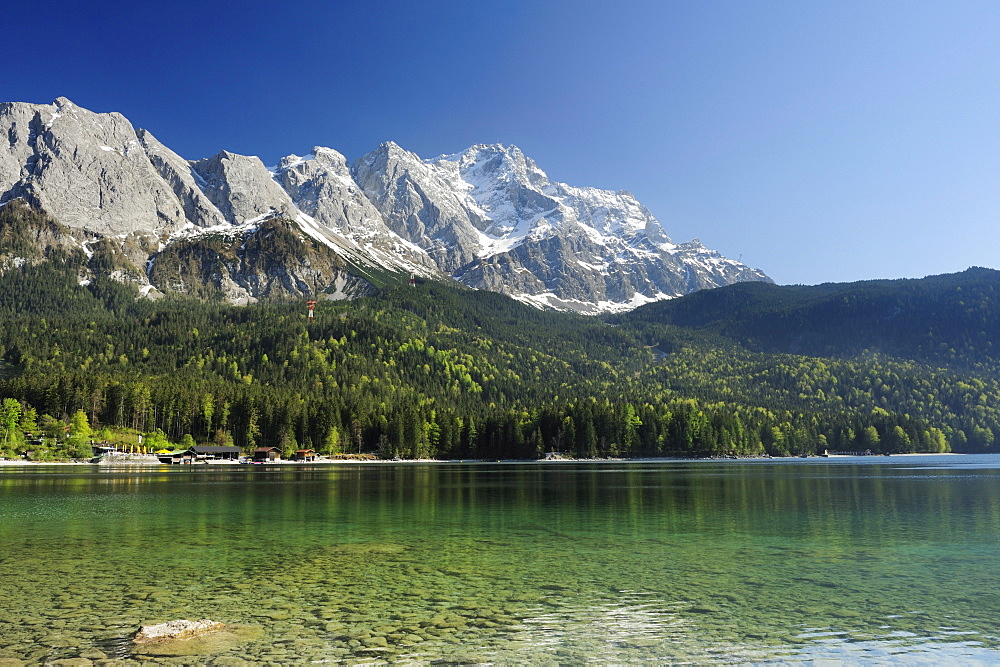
(0, 97), (769, 312)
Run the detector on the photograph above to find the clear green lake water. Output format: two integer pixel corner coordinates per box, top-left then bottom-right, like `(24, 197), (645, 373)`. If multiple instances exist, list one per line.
(1, 455), (999, 664)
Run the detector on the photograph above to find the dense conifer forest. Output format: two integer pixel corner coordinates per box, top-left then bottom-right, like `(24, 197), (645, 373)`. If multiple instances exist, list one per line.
(0, 238), (997, 459)
(610, 268), (1000, 372)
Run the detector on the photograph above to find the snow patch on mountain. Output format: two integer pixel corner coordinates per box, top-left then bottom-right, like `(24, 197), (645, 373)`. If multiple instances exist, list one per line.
(417, 143), (770, 311)
(0, 98), (770, 311)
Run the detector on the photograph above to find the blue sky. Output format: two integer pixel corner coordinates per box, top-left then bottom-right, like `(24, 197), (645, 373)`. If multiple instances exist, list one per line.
(6, 0), (998, 285)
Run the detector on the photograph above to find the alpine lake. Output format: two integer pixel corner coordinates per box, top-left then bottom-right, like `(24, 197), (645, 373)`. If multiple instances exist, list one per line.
(1, 455), (999, 664)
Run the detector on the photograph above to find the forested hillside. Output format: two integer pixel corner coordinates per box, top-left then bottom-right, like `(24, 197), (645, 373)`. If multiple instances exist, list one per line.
(0, 257), (997, 460)
(610, 268), (1000, 371)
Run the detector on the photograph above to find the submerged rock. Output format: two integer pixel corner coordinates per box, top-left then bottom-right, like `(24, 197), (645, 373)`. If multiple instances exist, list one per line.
(131, 620), (264, 657)
(129, 618), (264, 657)
(134, 619), (224, 643)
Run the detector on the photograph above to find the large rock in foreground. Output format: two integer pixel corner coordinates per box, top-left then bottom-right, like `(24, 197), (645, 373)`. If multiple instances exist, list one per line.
(134, 619), (224, 643)
(132, 619), (264, 657)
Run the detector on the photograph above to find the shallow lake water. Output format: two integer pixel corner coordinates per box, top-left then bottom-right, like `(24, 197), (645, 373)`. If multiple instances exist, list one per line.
(1, 455), (999, 663)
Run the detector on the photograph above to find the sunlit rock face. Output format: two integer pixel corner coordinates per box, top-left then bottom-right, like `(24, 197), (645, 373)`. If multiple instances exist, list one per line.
(0, 98), (770, 310)
(366, 143), (771, 313)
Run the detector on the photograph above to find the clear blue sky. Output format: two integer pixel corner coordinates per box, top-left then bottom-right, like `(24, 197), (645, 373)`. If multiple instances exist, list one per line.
(6, 0), (998, 286)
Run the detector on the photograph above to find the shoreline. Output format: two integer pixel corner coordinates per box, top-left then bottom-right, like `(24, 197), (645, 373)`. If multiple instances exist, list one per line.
(0, 451), (971, 467)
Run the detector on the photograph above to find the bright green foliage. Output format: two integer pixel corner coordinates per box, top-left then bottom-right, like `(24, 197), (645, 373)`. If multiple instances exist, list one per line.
(65, 409), (93, 459)
(0, 257), (998, 459)
(143, 429), (171, 451)
(0, 397), (22, 456)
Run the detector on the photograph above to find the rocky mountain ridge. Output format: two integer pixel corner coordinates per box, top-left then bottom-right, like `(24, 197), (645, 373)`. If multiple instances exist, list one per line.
(0, 97), (771, 311)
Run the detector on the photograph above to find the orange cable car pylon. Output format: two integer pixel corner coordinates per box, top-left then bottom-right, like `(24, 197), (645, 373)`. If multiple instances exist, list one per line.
(306, 300), (317, 320)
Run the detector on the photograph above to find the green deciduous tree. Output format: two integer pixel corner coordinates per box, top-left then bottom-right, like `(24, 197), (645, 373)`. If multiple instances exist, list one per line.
(65, 409), (93, 459)
(0, 398), (22, 456)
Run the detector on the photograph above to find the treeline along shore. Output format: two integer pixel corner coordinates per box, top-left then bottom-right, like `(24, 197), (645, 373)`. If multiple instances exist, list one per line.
(1, 248), (998, 461)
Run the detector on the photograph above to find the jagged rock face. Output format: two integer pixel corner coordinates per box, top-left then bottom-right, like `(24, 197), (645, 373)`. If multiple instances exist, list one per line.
(276, 147), (383, 237)
(0, 98), (190, 236)
(0, 99), (381, 302)
(438, 144), (561, 240)
(274, 147), (435, 270)
(429, 144), (772, 312)
(353, 142), (487, 273)
(191, 151), (299, 224)
(0, 103), (40, 195)
(137, 129), (226, 228)
(0, 98), (771, 311)
(349, 141), (773, 312)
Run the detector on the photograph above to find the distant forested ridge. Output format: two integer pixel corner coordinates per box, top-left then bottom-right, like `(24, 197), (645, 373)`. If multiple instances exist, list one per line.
(0, 249), (997, 459)
(610, 267), (1000, 371)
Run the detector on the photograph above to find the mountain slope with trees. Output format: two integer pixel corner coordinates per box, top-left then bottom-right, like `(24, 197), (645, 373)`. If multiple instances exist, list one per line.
(609, 268), (1000, 371)
(0, 259), (997, 460)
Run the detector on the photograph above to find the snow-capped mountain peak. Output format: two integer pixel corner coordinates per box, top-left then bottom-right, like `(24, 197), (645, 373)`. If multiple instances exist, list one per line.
(0, 98), (770, 313)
